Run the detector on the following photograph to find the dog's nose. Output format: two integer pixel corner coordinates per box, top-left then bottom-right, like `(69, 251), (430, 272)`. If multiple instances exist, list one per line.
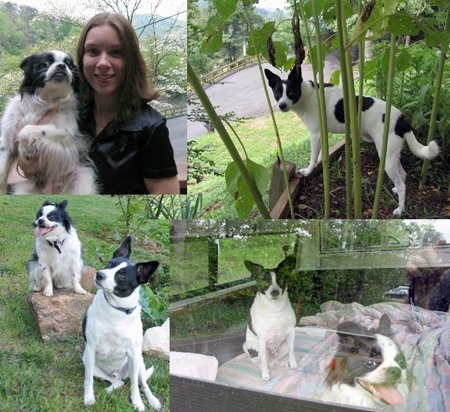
(271, 289), (280, 298)
(279, 102), (287, 111)
(56, 63), (66, 70)
(95, 271), (106, 281)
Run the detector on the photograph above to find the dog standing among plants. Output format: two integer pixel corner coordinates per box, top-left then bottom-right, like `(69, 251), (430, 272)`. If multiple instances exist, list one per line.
(265, 67), (439, 216)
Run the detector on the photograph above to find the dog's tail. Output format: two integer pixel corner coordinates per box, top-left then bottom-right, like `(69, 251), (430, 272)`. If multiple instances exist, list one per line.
(145, 366), (155, 381)
(405, 132), (440, 160)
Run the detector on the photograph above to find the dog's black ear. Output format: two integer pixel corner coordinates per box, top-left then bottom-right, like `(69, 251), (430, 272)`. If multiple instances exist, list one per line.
(244, 260), (263, 278)
(71, 64), (81, 93)
(58, 199), (68, 209)
(136, 261), (159, 284)
(42, 200), (54, 207)
(336, 321), (371, 344)
(264, 69), (280, 88)
(374, 314), (393, 337)
(20, 54), (35, 73)
(113, 236), (132, 259)
(288, 67), (303, 83)
(276, 255), (296, 275)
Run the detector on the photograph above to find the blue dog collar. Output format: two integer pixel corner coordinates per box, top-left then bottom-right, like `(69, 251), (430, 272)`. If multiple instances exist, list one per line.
(103, 291), (138, 315)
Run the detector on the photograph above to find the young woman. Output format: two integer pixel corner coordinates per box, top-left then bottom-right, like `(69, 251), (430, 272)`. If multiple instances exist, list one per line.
(76, 12), (179, 194)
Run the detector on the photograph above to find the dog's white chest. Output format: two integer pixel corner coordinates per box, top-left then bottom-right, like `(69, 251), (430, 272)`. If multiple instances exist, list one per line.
(96, 334), (130, 357)
(251, 294), (296, 343)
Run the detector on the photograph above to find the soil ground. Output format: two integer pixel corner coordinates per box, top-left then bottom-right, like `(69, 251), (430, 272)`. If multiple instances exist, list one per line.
(292, 142), (449, 219)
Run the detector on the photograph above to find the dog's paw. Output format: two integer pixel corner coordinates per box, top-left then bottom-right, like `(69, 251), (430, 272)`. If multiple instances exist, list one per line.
(17, 126), (41, 159)
(43, 286), (53, 297)
(298, 167), (312, 177)
(392, 207), (403, 216)
(290, 360), (298, 369)
(148, 395), (162, 411)
(261, 371), (270, 381)
(132, 397), (146, 412)
(84, 394), (96, 406)
(74, 285), (87, 295)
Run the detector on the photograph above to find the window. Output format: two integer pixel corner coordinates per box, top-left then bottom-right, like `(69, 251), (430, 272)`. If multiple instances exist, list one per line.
(170, 219), (450, 411)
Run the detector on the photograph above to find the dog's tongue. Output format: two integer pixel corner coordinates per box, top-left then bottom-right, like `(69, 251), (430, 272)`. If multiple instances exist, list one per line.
(375, 386), (404, 405)
(35, 226), (55, 238)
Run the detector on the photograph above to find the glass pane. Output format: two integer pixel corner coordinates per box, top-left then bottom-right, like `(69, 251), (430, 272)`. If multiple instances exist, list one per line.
(171, 219), (450, 411)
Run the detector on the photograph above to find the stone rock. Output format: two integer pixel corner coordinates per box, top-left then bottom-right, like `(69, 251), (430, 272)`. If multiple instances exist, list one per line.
(81, 266), (97, 294)
(27, 266), (96, 341)
(143, 318), (169, 360)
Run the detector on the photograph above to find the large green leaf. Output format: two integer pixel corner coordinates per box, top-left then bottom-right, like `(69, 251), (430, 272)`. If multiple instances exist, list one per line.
(247, 22), (275, 56)
(261, 40), (288, 69)
(388, 13), (419, 36)
(396, 49), (412, 71)
(351, 0), (399, 44)
(201, 15), (225, 54)
(214, 0), (237, 19)
(225, 159), (270, 219)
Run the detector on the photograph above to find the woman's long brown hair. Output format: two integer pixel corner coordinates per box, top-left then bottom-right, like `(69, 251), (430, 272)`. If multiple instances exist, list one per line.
(76, 12), (159, 123)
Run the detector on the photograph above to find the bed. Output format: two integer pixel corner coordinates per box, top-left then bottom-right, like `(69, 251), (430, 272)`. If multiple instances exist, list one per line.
(216, 301), (450, 412)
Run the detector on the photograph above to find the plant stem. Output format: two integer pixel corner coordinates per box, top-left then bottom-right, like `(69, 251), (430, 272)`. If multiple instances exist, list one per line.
(243, 6), (294, 218)
(419, 6), (449, 189)
(336, 0), (362, 218)
(372, 35), (396, 218)
(187, 61), (271, 218)
(310, 0), (331, 219)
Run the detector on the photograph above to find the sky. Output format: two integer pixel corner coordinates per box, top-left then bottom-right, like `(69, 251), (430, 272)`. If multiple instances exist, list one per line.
(430, 220), (450, 243)
(3, 0), (288, 19)
(257, 0), (289, 11)
(5, 0), (187, 19)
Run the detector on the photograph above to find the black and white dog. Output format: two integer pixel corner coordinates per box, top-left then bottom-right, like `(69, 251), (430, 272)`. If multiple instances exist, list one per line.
(243, 256), (297, 381)
(322, 315), (409, 410)
(0, 50), (97, 194)
(265, 67), (440, 215)
(83, 236), (161, 411)
(27, 199), (87, 297)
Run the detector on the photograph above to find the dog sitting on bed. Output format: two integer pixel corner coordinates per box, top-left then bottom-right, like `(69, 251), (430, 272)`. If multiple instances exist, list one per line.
(243, 256), (297, 381)
(322, 315), (409, 411)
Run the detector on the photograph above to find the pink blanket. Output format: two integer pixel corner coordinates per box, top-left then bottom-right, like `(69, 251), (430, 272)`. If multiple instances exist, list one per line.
(217, 301), (450, 411)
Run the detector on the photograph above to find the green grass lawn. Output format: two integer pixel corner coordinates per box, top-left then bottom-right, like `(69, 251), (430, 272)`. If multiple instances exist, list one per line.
(189, 112), (341, 218)
(0, 195), (169, 411)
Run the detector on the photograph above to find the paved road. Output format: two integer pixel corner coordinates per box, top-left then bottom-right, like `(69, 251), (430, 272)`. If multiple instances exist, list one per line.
(167, 115), (187, 186)
(188, 53), (340, 140)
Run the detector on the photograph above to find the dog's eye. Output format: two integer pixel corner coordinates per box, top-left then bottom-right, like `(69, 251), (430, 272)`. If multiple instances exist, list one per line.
(39, 61), (50, 70)
(117, 271), (126, 281)
(364, 360), (379, 369)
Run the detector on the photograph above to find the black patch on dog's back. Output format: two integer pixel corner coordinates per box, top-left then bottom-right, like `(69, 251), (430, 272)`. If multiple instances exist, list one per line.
(394, 113), (412, 137)
(335, 96), (375, 123)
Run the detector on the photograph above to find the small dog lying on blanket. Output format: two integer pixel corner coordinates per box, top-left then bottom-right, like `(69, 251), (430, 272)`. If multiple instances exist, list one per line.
(322, 314), (409, 411)
(243, 256), (297, 381)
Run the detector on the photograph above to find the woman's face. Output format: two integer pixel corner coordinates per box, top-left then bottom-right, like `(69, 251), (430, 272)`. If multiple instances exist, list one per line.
(82, 24), (124, 99)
